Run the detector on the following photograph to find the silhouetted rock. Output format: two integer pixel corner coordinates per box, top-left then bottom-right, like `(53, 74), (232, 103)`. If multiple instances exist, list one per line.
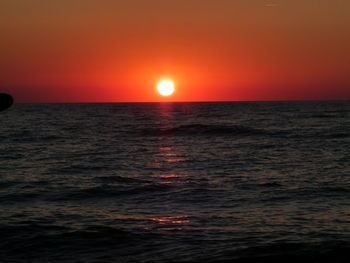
(0, 93), (13, 112)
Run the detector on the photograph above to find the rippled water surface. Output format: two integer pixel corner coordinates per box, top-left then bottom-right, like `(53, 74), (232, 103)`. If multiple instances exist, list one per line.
(0, 101), (349, 262)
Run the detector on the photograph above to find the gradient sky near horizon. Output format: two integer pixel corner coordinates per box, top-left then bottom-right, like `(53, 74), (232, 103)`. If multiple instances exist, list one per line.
(1, 0), (349, 102)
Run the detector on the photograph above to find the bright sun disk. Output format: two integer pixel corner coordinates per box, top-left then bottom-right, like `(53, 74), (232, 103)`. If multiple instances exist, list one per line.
(157, 80), (175, 96)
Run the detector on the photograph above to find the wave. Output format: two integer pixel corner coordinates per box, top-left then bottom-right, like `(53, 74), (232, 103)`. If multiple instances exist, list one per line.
(142, 124), (267, 137)
(1, 223), (349, 263)
(325, 132), (350, 139)
(47, 183), (174, 201)
(310, 114), (338, 118)
(260, 185), (350, 202)
(93, 175), (148, 183)
(212, 241), (350, 263)
(0, 224), (137, 262)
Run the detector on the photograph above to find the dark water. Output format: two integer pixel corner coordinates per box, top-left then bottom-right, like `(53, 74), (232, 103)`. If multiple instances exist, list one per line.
(0, 101), (349, 262)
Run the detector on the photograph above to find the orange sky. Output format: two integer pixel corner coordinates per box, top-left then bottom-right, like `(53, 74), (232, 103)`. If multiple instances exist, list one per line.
(1, 0), (349, 102)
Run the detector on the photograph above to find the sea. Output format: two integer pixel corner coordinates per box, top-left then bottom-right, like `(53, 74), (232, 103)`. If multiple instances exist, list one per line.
(0, 101), (349, 262)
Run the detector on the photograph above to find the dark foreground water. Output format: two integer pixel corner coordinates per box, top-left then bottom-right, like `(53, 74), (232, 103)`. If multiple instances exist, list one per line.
(0, 101), (349, 262)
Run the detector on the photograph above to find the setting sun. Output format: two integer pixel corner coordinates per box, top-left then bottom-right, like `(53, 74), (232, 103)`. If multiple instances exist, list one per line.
(157, 80), (175, 96)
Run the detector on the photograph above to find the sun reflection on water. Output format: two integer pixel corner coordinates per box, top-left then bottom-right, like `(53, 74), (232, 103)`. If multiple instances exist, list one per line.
(151, 174), (189, 184)
(153, 174), (187, 179)
(159, 153), (178, 156)
(159, 147), (172, 151)
(149, 216), (190, 224)
(157, 146), (188, 163)
(115, 214), (190, 231)
(165, 158), (187, 163)
(150, 146), (188, 166)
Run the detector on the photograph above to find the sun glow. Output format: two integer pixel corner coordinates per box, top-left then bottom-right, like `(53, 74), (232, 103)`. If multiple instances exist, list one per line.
(157, 80), (175, 96)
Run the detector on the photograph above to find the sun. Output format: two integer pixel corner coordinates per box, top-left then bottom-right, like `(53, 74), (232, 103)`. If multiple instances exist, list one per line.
(157, 80), (175, 96)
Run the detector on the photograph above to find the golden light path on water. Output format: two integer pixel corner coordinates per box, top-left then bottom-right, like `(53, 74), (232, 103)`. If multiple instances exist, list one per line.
(113, 145), (191, 231)
(117, 110), (193, 229)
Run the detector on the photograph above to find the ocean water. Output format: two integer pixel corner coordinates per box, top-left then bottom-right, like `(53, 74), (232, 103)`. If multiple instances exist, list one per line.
(0, 101), (349, 262)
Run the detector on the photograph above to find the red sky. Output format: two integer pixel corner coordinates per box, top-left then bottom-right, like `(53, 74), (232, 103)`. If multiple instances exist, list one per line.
(1, 0), (349, 102)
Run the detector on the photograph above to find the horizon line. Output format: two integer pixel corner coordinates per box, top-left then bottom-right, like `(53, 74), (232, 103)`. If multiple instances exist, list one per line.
(14, 99), (350, 104)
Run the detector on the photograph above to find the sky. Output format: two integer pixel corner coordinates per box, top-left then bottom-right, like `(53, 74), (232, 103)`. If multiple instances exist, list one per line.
(0, 0), (349, 102)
